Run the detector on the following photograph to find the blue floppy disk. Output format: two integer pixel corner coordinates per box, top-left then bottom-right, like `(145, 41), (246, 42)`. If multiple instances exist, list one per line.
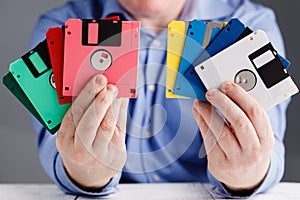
(178, 18), (290, 100)
(177, 19), (245, 100)
(173, 20), (225, 99)
(192, 19), (290, 71)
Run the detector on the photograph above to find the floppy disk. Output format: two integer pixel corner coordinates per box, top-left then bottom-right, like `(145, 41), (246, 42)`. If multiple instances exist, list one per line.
(165, 20), (188, 98)
(46, 27), (72, 104)
(2, 72), (59, 133)
(46, 16), (123, 104)
(182, 19), (291, 100)
(192, 19), (290, 72)
(174, 19), (245, 100)
(173, 20), (225, 100)
(9, 40), (70, 133)
(63, 18), (140, 97)
(195, 30), (298, 110)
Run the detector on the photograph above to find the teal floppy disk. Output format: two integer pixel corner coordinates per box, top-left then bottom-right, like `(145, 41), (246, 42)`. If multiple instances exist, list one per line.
(8, 40), (70, 132)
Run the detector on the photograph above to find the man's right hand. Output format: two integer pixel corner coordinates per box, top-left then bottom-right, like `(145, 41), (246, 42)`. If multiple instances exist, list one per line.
(56, 74), (128, 190)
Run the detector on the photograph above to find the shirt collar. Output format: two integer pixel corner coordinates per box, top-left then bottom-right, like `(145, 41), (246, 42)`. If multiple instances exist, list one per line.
(101, 0), (160, 38)
(101, 0), (133, 20)
(100, 0), (244, 37)
(180, 0), (244, 21)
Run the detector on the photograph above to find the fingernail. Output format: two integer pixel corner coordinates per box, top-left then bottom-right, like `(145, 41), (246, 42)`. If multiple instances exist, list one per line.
(96, 75), (107, 85)
(206, 89), (217, 100)
(221, 82), (232, 92)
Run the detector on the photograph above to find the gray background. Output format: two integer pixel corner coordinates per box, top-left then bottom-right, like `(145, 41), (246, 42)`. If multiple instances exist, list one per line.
(0, 0), (299, 183)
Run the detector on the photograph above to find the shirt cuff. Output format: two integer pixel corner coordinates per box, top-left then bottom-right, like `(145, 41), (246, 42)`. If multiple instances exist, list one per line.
(54, 153), (121, 196)
(206, 152), (282, 198)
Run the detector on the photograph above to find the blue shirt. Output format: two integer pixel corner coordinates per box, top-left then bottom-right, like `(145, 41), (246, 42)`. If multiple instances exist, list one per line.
(30, 0), (290, 197)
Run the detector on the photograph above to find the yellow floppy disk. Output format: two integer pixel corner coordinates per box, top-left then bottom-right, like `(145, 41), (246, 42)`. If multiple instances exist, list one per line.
(166, 20), (187, 98)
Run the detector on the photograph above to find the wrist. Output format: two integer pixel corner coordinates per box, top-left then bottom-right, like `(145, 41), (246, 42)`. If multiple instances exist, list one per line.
(62, 159), (113, 191)
(222, 158), (271, 196)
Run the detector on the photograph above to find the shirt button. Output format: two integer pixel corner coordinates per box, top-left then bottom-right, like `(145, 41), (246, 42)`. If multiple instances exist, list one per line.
(146, 131), (152, 138)
(153, 174), (160, 182)
(148, 84), (156, 92)
(153, 39), (161, 47)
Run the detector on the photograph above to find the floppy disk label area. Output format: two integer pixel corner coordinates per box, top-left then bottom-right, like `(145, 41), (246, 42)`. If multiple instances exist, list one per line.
(195, 30), (298, 110)
(63, 19), (140, 98)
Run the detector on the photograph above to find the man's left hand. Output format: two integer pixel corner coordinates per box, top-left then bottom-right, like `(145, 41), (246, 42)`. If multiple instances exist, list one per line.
(192, 82), (275, 192)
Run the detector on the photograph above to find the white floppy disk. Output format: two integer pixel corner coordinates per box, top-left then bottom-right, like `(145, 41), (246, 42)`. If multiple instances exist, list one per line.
(195, 30), (298, 110)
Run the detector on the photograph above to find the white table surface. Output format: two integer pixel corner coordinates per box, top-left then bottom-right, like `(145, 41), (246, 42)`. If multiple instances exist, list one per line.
(0, 182), (299, 200)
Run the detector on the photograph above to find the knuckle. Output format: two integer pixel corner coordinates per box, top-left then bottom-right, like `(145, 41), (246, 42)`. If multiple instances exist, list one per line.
(64, 111), (74, 125)
(235, 117), (250, 131)
(71, 104), (84, 121)
(61, 110), (73, 125)
(86, 81), (98, 96)
(198, 102), (211, 115)
(120, 99), (129, 110)
(101, 119), (115, 133)
(219, 127), (231, 140)
(97, 93), (113, 105)
(249, 106), (265, 118)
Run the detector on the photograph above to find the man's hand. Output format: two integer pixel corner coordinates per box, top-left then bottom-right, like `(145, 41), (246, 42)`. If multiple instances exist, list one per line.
(56, 74), (128, 190)
(192, 82), (275, 192)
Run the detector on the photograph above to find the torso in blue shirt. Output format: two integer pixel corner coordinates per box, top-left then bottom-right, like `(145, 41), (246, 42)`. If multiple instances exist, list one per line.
(30, 0), (289, 196)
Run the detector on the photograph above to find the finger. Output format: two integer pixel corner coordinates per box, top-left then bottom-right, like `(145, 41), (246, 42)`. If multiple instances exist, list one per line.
(220, 82), (273, 144)
(193, 100), (241, 157)
(71, 74), (107, 127)
(93, 98), (122, 151)
(56, 107), (77, 151)
(192, 105), (226, 159)
(114, 98), (129, 141)
(57, 75), (107, 145)
(74, 84), (118, 148)
(206, 89), (260, 149)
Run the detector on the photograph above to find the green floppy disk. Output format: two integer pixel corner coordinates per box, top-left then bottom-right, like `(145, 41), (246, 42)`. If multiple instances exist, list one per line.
(8, 40), (70, 133)
(2, 72), (61, 134)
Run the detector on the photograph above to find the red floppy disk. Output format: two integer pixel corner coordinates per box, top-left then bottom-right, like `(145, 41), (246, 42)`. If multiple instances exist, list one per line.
(63, 18), (140, 98)
(46, 27), (72, 104)
(46, 17), (122, 104)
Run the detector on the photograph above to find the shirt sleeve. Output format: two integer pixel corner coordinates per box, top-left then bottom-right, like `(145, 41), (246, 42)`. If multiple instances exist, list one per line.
(30, 5), (121, 196)
(206, 2), (291, 198)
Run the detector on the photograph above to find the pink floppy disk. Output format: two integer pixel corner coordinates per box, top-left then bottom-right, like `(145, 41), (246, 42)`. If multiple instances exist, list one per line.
(63, 19), (140, 98)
